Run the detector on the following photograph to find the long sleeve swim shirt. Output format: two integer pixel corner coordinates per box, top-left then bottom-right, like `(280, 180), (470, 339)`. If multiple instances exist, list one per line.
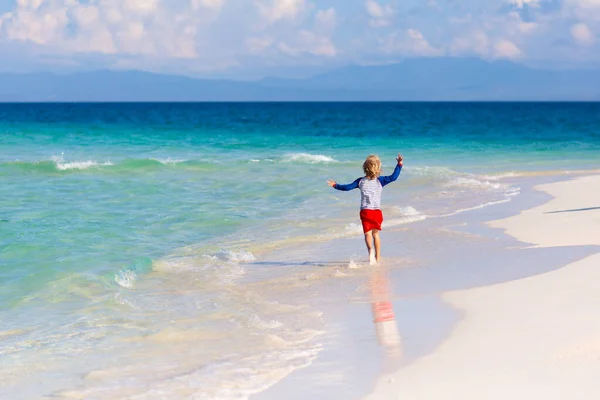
(333, 164), (402, 210)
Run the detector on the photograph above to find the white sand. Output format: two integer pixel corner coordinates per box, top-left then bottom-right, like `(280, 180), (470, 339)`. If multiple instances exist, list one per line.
(365, 175), (600, 400)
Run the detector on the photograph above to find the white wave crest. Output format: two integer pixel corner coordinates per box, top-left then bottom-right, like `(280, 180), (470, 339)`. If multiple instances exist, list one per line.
(212, 249), (256, 263)
(283, 153), (337, 164)
(506, 187), (521, 196)
(51, 155), (113, 171)
(410, 166), (460, 179)
(332, 269), (347, 277)
(381, 205), (426, 227)
(387, 205), (420, 217)
(439, 198), (513, 217)
(153, 249), (255, 274)
(151, 158), (187, 165)
(481, 172), (519, 180)
(344, 223), (363, 233)
(56, 161), (113, 170)
(385, 214), (427, 227)
(445, 177), (503, 190)
(115, 270), (137, 289)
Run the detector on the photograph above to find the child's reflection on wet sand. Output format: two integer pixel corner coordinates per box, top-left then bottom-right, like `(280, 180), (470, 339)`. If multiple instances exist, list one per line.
(369, 265), (402, 357)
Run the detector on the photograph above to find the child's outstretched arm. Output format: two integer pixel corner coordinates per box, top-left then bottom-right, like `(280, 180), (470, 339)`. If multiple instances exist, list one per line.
(378, 153), (404, 187)
(327, 178), (361, 191)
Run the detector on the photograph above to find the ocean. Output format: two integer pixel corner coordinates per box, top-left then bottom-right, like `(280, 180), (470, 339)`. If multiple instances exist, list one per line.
(1, 102), (599, 399)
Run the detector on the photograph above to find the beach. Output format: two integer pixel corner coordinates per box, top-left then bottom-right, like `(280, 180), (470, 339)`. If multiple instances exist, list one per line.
(1, 102), (600, 399)
(364, 174), (600, 400)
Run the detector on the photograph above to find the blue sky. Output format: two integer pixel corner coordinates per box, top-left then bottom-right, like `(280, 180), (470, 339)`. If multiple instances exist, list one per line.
(0, 0), (598, 78)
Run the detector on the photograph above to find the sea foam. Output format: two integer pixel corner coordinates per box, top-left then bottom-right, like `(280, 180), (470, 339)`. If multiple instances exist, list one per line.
(150, 158), (187, 165)
(445, 177), (503, 190)
(387, 205), (421, 217)
(114, 270), (137, 289)
(211, 249), (256, 263)
(282, 153), (337, 164)
(51, 155), (114, 171)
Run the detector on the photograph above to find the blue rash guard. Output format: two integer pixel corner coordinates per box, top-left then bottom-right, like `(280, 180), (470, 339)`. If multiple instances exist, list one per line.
(333, 164), (402, 210)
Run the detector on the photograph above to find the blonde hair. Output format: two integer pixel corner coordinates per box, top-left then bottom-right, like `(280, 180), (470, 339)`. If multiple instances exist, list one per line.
(363, 155), (381, 179)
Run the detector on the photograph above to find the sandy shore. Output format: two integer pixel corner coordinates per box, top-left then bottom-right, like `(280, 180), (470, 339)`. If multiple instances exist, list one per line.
(364, 175), (600, 400)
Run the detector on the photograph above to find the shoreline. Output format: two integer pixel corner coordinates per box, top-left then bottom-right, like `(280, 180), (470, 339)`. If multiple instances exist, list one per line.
(252, 172), (600, 400)
(3, 171), (597, 399)
(3, 102), (600, 400)
(363, 174), (600, 399)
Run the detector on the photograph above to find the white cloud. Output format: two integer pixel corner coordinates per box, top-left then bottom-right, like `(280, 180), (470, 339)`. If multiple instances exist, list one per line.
(104, 7), (124, 24)
(510, 0), (540, 9)
(518, 21), (538, 33)
(191, 0), (226, 11)
(1, 0), (600, 75)
(451, 32), (521, 60)
(246, 35), (274, 53)
(278, 30), (336, 57)
(299, 30), (337, 56)
(123, 0), (159, 15)
(0, 0), (203, 58)
(407, 29), (443, 56)
(365, 0), (393, 28)
(17, 0), (45, 11)
(70, 5), (118, 54)
(0, 0), (346, 70)
(571, 22), (595, 44)
(365, 0), (389, 18)
(565, 0), (600, 26)
(505, 10), (539, 34)
(572, 0), (600, 8)
(2, 1), (69, 45)
(450, 31), (490, 57)
(258, 0), (307, 24)
(382, 29), (444, 57)
(72, 6), (100, 26)
(245, 4), (337, 58)
(315, 8), (336, 33)
(493, 39), (521, 58)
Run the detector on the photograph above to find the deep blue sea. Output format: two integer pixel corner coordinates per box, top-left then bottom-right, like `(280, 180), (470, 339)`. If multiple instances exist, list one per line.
(1, 103), (599, 399)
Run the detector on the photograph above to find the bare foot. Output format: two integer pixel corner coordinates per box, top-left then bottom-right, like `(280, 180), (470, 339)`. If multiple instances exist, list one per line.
(369, 250), (377, 266)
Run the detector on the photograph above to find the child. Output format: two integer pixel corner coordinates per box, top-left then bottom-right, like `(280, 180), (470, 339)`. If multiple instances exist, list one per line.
(327, 154), (403, 265)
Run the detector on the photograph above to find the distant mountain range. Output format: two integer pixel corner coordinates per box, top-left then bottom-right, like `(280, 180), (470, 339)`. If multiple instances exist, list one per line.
(1, 58), (599, 101)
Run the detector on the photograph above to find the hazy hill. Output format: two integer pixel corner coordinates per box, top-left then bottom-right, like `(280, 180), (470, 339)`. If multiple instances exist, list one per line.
(1, 58), (598, 101)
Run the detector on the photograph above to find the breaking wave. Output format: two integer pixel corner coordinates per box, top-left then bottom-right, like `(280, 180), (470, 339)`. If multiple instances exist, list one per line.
(281, 153), (338, 164)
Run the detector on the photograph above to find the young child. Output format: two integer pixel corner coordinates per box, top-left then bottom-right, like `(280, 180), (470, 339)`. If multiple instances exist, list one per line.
(327, 154), (403, 265)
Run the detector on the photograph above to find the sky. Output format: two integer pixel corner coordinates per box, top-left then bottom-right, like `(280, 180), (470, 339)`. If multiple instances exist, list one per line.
(0, 0), (599, 79)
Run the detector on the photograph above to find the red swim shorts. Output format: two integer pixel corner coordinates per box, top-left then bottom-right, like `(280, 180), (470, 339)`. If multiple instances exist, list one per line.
(360, 209), (383, 233)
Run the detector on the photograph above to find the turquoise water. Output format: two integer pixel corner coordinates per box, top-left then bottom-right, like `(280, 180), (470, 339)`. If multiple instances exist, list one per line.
(1, 103), (599, 398)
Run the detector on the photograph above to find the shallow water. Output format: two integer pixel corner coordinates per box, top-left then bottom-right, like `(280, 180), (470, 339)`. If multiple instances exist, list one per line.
(1, 102), (599, 398)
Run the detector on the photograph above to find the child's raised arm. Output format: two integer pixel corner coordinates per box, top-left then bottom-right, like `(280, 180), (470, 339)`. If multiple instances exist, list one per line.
(328, 178), (361, 191)
(378, 153), (403, 187)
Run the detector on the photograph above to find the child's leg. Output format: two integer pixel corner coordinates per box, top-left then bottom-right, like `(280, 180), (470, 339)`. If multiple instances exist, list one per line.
(364, 230), (376, 264)
(364, 230), (373, 253)
(372, 229), (381, 261)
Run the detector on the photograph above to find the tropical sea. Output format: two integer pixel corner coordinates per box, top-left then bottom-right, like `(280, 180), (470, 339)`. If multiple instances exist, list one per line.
(1, 102), (599, 399)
